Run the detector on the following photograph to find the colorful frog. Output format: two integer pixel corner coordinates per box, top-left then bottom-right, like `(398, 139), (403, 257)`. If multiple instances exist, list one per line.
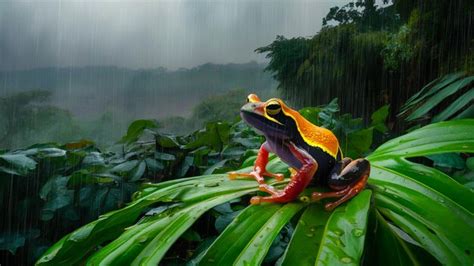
(229, 94), (370, 211)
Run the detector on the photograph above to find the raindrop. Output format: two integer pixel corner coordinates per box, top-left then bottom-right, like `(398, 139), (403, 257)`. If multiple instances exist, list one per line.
(306, 233), (314, 237)
(340, 257), (352, 264)
(310, 226), (317, 232)
(335, 239), (345, 247)
(352, 228), (363, 237)
(204, 182), (220, 187)
(138, 236), (148, 243)
(300, 220), (307, 226)
(333, 229), (344, 236)
(207, 258), (215, 263)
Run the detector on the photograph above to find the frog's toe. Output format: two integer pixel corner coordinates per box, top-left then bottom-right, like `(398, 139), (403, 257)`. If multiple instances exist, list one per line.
(262, 171), (285, 181)
(273, 173), (285, 181)
(250, 196), (262, 205)
(228, 172), (238, 180)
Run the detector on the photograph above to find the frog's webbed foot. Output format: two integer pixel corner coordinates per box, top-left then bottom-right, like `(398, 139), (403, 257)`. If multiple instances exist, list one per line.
(251, 142), (318, 205)
(228, 142), (284, 184)
(312, 158), (370, 211)
(228, 168), (284, 183)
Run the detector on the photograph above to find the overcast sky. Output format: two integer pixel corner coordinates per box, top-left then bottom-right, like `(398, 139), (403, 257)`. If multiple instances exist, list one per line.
(0, 0), (347, 70)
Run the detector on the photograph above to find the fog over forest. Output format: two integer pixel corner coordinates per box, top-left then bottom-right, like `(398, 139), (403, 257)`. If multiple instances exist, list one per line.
(0, 0), (345, 147)
(0, 0), (344, 70)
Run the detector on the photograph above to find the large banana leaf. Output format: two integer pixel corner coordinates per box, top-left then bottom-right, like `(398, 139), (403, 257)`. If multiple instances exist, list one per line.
(37, 119), (474, 265)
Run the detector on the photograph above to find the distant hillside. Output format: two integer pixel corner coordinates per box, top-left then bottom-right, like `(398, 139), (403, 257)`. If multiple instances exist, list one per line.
(0, 61), (276, 119)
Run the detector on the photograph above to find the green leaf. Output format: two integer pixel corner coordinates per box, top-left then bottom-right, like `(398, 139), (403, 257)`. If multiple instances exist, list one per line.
(82, 152), (105, 166)
(376, 194), (471, 265)
(120, 119), (158, 144)
(129, 161), (146, 181)
(279, 204), (330, 266)
(368, 119), (474, 160)
(299, 107), (322, 125)
(87, 190), (253, 265)
(315, 190), (372, 266)
(145, 158), (163, 172)
(0, 154), (37, 174)
(204, 159), (228, 175)
(370, 105), (389, 133)
(0, 229), (40, 254)
(406, 76), (474, 121)
(370, 210), (425, 266)
(36, 174), (275, 265)
(111, 160), (139, 173)
(156, 134), (181, 148)
(199, 203), (304, 266)
(345, 127), (373, 158)
(426, 153), (465, 169)
(37, 148), (67, 158)
(154, 152), (175, 161)
(402, 73), (464, 112)
(432, 88), (474, 122)
(68, 171), (114, 187)
(454, 105), (474, 120)
(370, 166), (474, 264)
(177, 156), (194, 177)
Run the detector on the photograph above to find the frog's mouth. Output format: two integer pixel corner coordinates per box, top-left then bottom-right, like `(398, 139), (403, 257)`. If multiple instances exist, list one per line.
(240, 110), (288, 139)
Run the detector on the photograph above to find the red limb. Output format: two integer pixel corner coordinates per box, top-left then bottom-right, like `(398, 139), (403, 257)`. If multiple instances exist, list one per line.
(250, 143), (318, 204)
(311, 158), (370, 211)
(228, 142), (284, 184)
(324, 174), (368, 211)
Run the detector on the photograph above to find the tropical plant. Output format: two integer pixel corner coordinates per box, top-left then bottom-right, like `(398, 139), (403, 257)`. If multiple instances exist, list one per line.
(400, 72), (474, 123)
(258, 0), (473, 123)
(0, 90), (80, 149)
(36, 119), (474, 265)
(299, 98), (389, 158)
(0, 119), (263, 263)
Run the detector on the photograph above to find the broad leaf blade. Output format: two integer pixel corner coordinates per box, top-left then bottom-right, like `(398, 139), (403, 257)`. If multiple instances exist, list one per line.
(406, 77), (474, 121)
(368, 119), (474, 160)
(279, 203), (330, 266)
(315, 190), (372, 266)
(432, 88), (474, 122)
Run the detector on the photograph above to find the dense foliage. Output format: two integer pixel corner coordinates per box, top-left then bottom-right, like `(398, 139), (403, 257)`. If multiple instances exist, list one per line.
(257, 0), (473, 126)
(1, 1), (473, 265)
(34, 119), (474, 265)
(0, 62), (275, 148)
(1, 94), (390, 263)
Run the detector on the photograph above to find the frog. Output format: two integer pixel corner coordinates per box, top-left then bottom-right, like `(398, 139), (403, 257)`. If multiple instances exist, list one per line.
(229, 94), (370, 211)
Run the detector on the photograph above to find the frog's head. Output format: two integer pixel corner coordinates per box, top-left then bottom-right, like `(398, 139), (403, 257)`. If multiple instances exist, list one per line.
(240, 94), (292, 139)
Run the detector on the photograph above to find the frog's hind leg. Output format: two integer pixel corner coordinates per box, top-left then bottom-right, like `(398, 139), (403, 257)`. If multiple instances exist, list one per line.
(251, 143), (318, 204)
(312, 158), (370, 211)
(228, 142), (284, 184)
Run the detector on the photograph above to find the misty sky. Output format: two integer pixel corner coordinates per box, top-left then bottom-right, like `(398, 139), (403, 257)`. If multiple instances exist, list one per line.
(0, 0), (347, 71)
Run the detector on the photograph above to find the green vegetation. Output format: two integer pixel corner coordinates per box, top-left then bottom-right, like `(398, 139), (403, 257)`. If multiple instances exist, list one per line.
(1, 0), (473, 265)
(32, 118), (474, 265)
(2, 74), (473, 264)
(0, 63), (275, 148)
(257, 0), (473, 124)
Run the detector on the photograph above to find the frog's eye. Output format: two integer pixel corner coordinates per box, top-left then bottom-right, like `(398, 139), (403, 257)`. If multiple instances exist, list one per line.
(266, 101), (281, 115)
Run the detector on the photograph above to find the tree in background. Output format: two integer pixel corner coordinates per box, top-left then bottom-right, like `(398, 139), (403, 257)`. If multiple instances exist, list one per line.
(0, 91), (80, 148)
(257, 0), (473, 128)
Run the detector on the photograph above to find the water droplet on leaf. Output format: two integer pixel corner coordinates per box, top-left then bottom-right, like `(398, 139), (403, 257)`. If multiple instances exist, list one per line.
(340, 257), (352, 263)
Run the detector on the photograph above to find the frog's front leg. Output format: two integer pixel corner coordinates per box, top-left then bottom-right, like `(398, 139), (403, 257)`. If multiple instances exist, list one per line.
(228, 142), (284, 184)
(250, 142), (318, 204)
(312, 158), (370, 211)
